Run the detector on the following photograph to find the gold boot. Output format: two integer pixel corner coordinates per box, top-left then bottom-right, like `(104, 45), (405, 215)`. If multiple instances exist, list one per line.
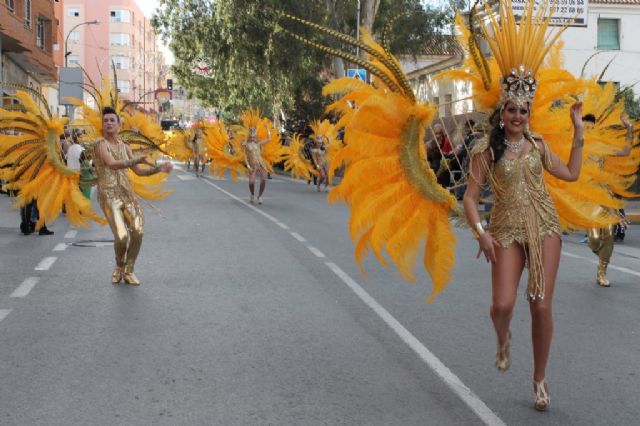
(112, 267), (123, 284)
(123, 264), (141, 286)
(596, 260), (610, 287)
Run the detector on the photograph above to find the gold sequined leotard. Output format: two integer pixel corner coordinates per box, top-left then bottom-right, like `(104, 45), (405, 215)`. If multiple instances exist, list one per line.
(473, 136), (561, 300)
(243, 141), (266, 171)
(312, 147), (328, 169)
(93, 139), (138, 207)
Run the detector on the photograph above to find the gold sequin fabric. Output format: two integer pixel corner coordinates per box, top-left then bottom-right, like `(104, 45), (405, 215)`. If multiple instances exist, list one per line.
(243, 141), (266, 170)
(93, 139), (138, 207)
(312, 147), (329, 169)
(475, 137), (561, 300)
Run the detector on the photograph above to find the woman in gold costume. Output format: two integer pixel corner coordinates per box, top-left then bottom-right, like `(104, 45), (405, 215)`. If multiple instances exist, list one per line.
(242, 124), (271, 204)
(310, 134), (329, 192)
(94, 107), (173, 285)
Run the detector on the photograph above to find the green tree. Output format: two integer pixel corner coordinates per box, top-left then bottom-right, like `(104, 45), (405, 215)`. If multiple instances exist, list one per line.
(152, 0), (461, 122)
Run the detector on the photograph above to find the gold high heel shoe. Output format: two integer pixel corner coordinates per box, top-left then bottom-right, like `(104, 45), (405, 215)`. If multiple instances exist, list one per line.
(533, 378), (550, 411)
(123, 264), (141, 286)
(112, 267), (123, 284)
(495, 330), (511, 372)
(596, 260), (610, 287)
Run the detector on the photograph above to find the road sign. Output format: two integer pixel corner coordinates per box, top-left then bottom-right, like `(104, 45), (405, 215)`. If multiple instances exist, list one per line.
(347, 69), (367, 81)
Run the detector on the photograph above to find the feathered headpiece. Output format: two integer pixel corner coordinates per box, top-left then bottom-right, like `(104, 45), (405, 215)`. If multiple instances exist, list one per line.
(468, 0), (566, 107)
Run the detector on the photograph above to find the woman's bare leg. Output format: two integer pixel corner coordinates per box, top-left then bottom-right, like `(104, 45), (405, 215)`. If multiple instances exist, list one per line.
(248, 170), (256, 199)
(530, 234), (561, 382)
(491, 243), (526, 347)
(258, 168), (267, 197)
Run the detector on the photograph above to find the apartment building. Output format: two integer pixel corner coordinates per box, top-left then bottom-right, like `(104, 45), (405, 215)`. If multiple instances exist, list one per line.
(61, 0), (163, 109)
(1, 0), (58, 96)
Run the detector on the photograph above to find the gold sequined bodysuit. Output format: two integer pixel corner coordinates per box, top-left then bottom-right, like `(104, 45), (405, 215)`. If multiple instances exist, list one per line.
(312, 147), (329, 169)
(243, 141), (266, 171)
(94, 139), (137, 206)
(474, 137), (561, 300)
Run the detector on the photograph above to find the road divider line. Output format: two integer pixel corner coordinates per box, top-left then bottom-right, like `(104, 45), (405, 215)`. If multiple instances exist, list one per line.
(307, 246), (326, 258)
(563, 250), (640, 278)
(275, 222), (289, 230)
(35, 257), (57, 271)
(0, 309), (11, 323)
(10, 277), (40, 298)
(53, 243), (68, 252)
(64, 230), (77, 239)
(290, 232), (306, 243)
(324, 262), (506, 426)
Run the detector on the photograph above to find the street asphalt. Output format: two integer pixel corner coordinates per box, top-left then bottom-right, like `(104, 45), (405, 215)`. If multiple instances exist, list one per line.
(1, 166), (639, 426)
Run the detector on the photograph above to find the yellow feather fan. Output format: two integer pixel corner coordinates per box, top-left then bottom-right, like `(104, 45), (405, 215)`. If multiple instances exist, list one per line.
(283, 134), (316, 180)
(165, 129), (195, 162)
(201, 120), (246, 180)
(233, 109), (285, 172)
(0, 88), (104, 229)
(66, 72), (171, 200)
(281, 14), (458, 302)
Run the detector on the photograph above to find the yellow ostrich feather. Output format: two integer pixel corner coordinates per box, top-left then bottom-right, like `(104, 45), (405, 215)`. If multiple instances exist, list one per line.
(0, 89), (104, 229)
(283, 134), (316, 180)
(201, 120), (246, 180)
(128, 171), (172, 199)
(233, 109), (285, 173)
(165, 129), (195, 162)
(282, 13), (459, 301)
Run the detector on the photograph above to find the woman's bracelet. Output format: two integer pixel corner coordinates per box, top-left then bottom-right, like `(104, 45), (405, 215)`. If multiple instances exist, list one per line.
(572, 137), (584, 149)
(471, 222), (485, 240)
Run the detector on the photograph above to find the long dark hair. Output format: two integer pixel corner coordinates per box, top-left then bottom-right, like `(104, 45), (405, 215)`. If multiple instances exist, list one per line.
(488, 107), (506, 163)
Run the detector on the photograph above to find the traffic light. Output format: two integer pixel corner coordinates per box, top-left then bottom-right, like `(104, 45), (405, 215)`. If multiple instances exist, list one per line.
(167, 79), (173, 90)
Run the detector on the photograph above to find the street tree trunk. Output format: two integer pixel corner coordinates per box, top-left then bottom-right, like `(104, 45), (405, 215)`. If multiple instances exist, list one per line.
(361, 0), (381, 33)
(325, 0), (345, 78)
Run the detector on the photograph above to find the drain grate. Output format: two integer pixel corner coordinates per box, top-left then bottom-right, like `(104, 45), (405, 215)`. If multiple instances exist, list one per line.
(71, 239), (114, 248)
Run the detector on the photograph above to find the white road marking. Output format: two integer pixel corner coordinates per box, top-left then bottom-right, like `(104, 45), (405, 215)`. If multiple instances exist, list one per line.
(198, 170), (502, 426)
(563, 250), (640, 278)
(64, 230), (77, 239)
(275, 222), (289, 230)
(325, 262), (506, 426)
(307, 246), (326, 258)
(290, 232), (306, 243)
(53, 243), (68, 252)
(614, 245), (640, 259)
(0, 309), (11, 323)
(34, 257), (57, 271)
(177, 174), (196, 181)
(10, 277), (40, 298)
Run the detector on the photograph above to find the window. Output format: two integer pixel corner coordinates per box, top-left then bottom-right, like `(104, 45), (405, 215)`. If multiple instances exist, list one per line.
(598, 18), (620, 50)
(110, 10), (131, 23)
(5, 0), (15, 13)
(112, 56), (130, 70)
(116, 80), (130, 94)
(67, 7), (80, 17)
(24, 0), (32, 28)
(68, 55), (80, 66)
(68, 31), (80, 42)
(36, 17), (45, 49)
(110, 33), (131, 46)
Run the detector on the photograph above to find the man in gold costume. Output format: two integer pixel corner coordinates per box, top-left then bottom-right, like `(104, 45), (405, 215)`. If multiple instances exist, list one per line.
(585, 113), (634, 287)
(94, 107), (173, 285)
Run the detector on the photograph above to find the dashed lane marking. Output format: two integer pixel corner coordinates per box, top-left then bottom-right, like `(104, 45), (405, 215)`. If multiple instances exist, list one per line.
(34, 257), (57, 271)
(563, 250), (640, 278)
(0, 309), (11, 323)
(10, 277), (40, 298)
(53, 243), (68, 252)
(64, 230), (77, 239)
(307, 246), (326, 258)
(289, 232), (306, 243)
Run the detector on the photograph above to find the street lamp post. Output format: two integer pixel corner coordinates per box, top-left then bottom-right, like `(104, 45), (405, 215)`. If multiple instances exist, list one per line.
(64, 19), (100, 118)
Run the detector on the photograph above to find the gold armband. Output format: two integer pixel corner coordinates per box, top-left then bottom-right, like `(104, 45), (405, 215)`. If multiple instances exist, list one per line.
(572, 137), (584, 149)
(471, 222), (486, 239)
